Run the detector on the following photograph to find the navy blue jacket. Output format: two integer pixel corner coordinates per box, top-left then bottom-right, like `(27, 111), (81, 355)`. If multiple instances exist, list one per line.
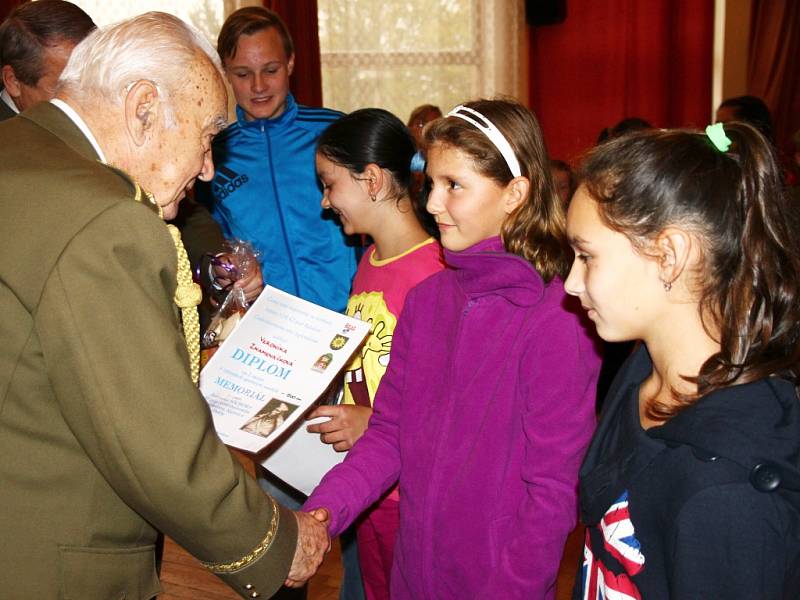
(575, 345), (800, 599)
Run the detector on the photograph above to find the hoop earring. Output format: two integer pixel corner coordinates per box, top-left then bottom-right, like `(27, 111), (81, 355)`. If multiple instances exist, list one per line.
(354, 175), (378, 201)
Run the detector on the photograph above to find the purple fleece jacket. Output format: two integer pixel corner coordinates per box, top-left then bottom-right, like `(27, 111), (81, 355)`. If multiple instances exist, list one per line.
(305, 237), (600, 598)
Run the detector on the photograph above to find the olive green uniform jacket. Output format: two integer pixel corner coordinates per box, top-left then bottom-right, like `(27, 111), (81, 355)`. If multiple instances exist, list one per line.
(0, 102), (297, 599)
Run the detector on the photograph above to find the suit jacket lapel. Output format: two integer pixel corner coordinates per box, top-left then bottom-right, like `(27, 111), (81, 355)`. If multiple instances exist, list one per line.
(21, 101), (100, 162)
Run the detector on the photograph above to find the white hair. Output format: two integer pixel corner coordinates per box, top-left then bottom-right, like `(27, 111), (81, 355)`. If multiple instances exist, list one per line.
(57, 12), (222, 125)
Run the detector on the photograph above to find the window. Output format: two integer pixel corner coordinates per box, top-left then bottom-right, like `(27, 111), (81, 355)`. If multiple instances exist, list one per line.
(317, 0), (527, 122)
(64, 0), (261, 119)
(67, 0), (261, 44)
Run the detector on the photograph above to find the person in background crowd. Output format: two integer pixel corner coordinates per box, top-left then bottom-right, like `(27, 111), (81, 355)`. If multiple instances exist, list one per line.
(716, 94), (774, 144)
(567, 122), (800, 599)
(551, 158), (575, 205)
(195, 6), (356, 314)
(596, 116), (653, 145)
(0, 0), (94, 119)
(406, 103), (442, 205)
(716, 95), (800, 194)
(407, 103), (442, 149)
(0, 13), (330, 598)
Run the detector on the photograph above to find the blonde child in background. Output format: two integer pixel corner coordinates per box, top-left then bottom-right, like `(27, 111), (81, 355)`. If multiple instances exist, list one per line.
(305, 99), (601, 599)
(306, 108), (444, 599)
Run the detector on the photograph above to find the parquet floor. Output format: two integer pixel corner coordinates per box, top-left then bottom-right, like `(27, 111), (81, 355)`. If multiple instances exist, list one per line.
(158, 535), (341, 600)
(157, 448), (341, 600)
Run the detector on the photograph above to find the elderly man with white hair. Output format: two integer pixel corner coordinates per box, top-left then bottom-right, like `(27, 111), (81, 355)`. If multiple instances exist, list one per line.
(0, 12), (329, 599)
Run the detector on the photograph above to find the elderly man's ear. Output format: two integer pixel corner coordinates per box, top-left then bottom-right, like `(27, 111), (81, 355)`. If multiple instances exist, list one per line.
(124, 80), (162, 146)
(1, 65), (25, 99)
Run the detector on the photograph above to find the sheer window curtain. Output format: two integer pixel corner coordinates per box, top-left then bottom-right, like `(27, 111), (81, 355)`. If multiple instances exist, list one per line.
(478, 0), (528, 105)
(317, 0), (527, 120)
(2, 1), (524, 118)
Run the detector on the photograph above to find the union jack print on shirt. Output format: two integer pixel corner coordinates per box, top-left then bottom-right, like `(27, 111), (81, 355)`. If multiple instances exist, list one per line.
(580, 490), (644, 600)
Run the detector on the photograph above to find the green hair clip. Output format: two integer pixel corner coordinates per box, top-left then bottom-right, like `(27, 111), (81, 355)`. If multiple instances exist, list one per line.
(705, 123), (732, 152)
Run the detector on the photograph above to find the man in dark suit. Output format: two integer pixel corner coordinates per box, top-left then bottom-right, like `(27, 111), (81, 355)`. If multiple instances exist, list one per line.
(0, 0), (94, 120)
(0, 12), (329, 599)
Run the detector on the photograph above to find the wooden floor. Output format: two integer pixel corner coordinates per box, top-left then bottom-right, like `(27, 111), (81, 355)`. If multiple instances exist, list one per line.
(157, 448), (343, 600)
(159, 448), (584, 599)
(158, 525), (584, 600)
(158, 534), (342, 600)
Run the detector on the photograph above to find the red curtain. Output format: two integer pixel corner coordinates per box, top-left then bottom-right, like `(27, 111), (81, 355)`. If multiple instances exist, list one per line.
(264, 0), (323, 108)
(0, 0), (27, 22)
(528, 0), (714, 163)
(748, 0), (800, 159)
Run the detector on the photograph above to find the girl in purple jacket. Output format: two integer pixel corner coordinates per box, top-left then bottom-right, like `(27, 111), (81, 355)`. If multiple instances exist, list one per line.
(304, 99), (601, 599)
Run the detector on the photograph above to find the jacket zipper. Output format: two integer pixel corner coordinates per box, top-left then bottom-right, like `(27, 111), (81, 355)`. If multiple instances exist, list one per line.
(263, 122), (301, 295)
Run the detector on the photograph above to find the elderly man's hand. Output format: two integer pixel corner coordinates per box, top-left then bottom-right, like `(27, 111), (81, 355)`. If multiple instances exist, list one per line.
(284, 508), (331, 588)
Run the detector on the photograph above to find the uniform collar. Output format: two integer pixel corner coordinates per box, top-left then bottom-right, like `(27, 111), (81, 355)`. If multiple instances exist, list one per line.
(49, 99), (106, 162)
(1, 87), (19, 114)
(21, 101), (99, 162)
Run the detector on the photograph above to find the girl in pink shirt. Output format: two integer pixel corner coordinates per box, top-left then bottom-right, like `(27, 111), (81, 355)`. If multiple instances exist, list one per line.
(307, 108), (445, 599)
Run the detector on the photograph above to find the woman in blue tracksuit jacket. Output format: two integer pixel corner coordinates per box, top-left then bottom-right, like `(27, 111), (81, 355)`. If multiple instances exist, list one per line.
(197, 92), (356, 313)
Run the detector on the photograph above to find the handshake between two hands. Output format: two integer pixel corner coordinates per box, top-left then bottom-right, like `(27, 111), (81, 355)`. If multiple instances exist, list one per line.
(285, 508), (332, 588)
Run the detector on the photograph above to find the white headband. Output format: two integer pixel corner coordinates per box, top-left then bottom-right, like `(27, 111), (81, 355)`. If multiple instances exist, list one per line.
(446, 105), (522, 178)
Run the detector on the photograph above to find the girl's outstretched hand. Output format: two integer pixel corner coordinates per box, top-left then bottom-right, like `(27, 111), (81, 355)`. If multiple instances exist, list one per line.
(306, 404), (373, 451)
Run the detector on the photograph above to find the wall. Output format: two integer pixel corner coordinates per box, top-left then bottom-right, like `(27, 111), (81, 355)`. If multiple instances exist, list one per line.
(712, 0), (752, 111)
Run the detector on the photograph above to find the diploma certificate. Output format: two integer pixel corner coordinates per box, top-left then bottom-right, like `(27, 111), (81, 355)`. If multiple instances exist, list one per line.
(200, 286), (369, 461)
